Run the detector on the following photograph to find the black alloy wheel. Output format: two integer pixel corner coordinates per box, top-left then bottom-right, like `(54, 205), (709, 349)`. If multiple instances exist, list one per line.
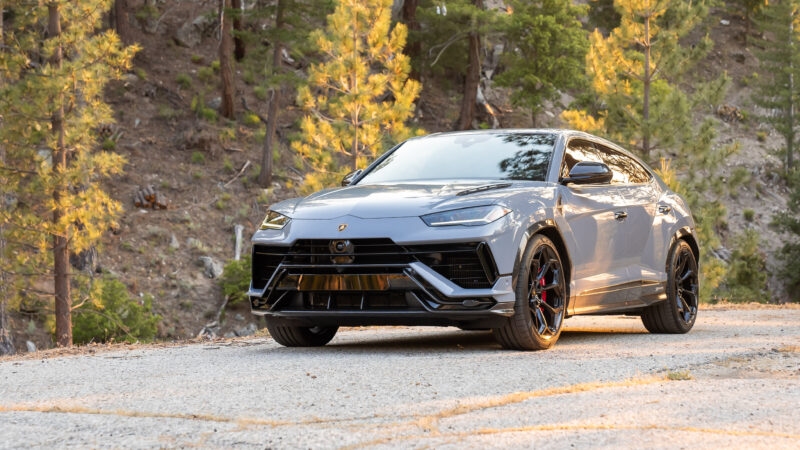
(493, 234), (567, 350)
(641, 240), (698, 334)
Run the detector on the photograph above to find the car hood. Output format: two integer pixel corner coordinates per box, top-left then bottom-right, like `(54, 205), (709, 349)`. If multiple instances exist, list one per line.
(271, 181), (550, 220)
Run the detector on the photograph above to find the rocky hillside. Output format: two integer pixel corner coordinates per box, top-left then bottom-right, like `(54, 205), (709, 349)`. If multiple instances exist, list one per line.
(7, 0), (794, 352)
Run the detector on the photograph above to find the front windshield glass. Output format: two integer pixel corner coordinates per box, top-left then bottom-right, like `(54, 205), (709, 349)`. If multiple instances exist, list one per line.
(356, 132), (556, 184)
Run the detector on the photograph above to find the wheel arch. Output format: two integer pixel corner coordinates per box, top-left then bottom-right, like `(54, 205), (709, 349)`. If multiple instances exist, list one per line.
(513, 220), (573, 312)
(672, 226), (700, 267)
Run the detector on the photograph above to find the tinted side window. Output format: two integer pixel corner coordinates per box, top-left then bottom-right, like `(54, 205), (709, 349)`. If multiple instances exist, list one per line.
(561, 139), (604, 179)
(595, 144), (651, 184)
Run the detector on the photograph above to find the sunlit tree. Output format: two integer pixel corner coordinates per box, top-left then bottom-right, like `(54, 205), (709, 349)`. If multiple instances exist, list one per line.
(0, 0), (137, 346)
(292, 0), (422, 192)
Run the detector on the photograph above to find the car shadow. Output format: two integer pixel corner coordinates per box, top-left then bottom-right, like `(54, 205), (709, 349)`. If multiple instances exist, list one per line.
(258, 326), (649, 354)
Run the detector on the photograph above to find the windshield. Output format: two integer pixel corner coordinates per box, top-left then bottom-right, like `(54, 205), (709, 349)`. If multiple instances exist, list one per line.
(356, 132), (556, 184)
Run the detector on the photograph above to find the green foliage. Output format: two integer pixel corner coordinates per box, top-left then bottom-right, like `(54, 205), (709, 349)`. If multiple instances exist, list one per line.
(72, 276), (161, 344)
(253, 86), (268, 100)
(102, 138), (117, 151)
(494, 0), (589, 124)
(292, 0), (422, 193)
(191, 151), (206, 165)
(158, 105), (179, 121)
(753, 0), (800, 171)
(414, 0), (500, 80)
(743, 209), (756, 222)
(723, 229), (769, 302)
(223, 157), (235, 173)
(219, 255), (251, 306)
(197, 67), (215, 84)
(588, 0), (622, 32)
(243, 112), (262, 127)
(772, 172), (800, 298)
(191, 54), (205, 64)
(176, 73), (192, 89)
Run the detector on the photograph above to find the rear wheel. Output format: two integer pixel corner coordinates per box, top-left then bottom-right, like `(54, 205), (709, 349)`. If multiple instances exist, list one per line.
(641, 240), (698, 334)
(493, 234), (567, 350)
(266, 321), (338, 347)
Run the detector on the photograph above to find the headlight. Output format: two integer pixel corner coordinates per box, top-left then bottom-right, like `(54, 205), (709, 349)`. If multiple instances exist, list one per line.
(421, 205), (512, 227)
(260, 210), (291, 230)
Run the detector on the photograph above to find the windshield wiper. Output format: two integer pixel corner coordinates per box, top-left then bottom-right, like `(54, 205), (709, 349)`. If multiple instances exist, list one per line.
(455, 183), (513, 196)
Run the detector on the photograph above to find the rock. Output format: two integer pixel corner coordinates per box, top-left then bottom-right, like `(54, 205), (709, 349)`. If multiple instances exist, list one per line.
(170, 234), (180, 250)
(234, 313), (245, 322)
(199, 256), (224, 279)
(710, 246), (731, 262)
(26, 341), (36, 353)
(223, 331), (237, 339)
(174, 21), (201, 48)
(236, 323), (258, 337)
(207, 97), (222, 111)
(720, 19), (730, 26)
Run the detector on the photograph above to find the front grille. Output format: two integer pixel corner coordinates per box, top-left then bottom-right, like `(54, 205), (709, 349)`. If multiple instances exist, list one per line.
(251, 239), (495, 290)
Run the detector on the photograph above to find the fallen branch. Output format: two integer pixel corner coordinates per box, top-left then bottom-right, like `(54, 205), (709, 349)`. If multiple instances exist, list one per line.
(223, 160), (251, 187)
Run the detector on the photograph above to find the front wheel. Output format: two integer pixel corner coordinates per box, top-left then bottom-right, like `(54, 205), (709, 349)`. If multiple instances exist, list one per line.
(641, 239), (698, 334)
(493, 234), (567, 350)
(266, 321), (338, 347)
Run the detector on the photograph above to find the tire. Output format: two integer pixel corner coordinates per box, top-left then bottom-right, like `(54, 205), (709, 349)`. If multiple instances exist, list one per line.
(266, 321), (338, 347)
(492, 234), (567, 351)
(641, 239), (698, 334)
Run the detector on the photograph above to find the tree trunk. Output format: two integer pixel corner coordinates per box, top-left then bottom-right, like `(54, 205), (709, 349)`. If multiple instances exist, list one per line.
(789, 18), (796, 171)
(401, 0), (421, 81)
(456, 29), (481, 129)
(0, 13), (12, 354)
(219, 0), (235, 119)
(257, 0), (285, 188)
(642, 13), (651, 157)
(232, 0), (245, 61)
(49, 3), (72, 348)
(113, 0), (130, 45)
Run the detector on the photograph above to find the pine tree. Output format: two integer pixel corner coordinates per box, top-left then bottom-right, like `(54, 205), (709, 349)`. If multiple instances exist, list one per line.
(753, 0), (799, 172)
(563, 0), (714, 158)
(773, 172), (800, 298)
(563, 0), (734, 300)
(732, 0), (768, 46)
(291, 0), (422, 192)
(0, 0), (137, 347)
(415, 1), (499, 129)
(494, 0), (589, 126)
(247, 0), (334, 188)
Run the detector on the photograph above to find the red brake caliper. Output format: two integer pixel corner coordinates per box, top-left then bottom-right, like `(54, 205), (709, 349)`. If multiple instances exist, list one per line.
(539, 274), (546, 307)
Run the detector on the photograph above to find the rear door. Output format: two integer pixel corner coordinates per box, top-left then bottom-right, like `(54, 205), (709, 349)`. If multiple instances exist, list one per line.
(555, 139), (631, 313)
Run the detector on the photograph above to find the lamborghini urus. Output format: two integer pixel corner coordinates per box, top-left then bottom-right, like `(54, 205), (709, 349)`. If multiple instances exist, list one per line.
(249, 130), (699, 350)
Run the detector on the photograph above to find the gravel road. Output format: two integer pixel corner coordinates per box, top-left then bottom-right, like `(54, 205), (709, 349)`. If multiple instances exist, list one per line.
(1, 307), (799, 449)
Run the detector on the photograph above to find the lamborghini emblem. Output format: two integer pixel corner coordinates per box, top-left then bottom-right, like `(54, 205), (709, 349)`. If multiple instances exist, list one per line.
(338, 223), (348, 232)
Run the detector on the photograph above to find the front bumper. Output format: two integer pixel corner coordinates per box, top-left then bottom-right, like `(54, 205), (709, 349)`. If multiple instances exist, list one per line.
(248, 243), (515, 327)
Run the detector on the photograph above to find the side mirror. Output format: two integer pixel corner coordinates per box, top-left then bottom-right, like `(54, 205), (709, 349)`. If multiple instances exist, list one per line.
(561, 161), (613, 185)
(341, 169), (363, 186)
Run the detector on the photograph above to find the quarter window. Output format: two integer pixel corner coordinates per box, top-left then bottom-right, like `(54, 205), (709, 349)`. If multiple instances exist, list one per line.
(595, 144), (652, 184)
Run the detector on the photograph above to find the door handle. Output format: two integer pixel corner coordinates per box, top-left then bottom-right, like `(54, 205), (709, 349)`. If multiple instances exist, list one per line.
(614, 211), (627, 221)
(658, 205), (672, 215)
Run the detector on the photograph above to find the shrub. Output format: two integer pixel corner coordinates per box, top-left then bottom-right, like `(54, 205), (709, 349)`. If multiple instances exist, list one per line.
(223, 157), (234, 173)
(243, 112), (261, 127)
(219, 255), (251, 306)
(191, 151), (206, 165)
(199, 107), (217, 122)
(723, 229), (768, 302)
(158, 105), (179, 121)
(176, 73), (192, 89)
(253, 86), (268, 100)
(72, 276), (161, 344)
(102, 138), (116, 151)
(191, 55), (204, 64)
(743, 209), (755, 222)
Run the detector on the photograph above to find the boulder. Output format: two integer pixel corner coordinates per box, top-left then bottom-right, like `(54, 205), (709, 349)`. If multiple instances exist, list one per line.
(199, 256), (224, 279)
(26, 341), (36, 353)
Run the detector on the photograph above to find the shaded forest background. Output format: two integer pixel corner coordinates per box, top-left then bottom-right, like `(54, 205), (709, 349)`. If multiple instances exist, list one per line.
(1, 0), (799, 354)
